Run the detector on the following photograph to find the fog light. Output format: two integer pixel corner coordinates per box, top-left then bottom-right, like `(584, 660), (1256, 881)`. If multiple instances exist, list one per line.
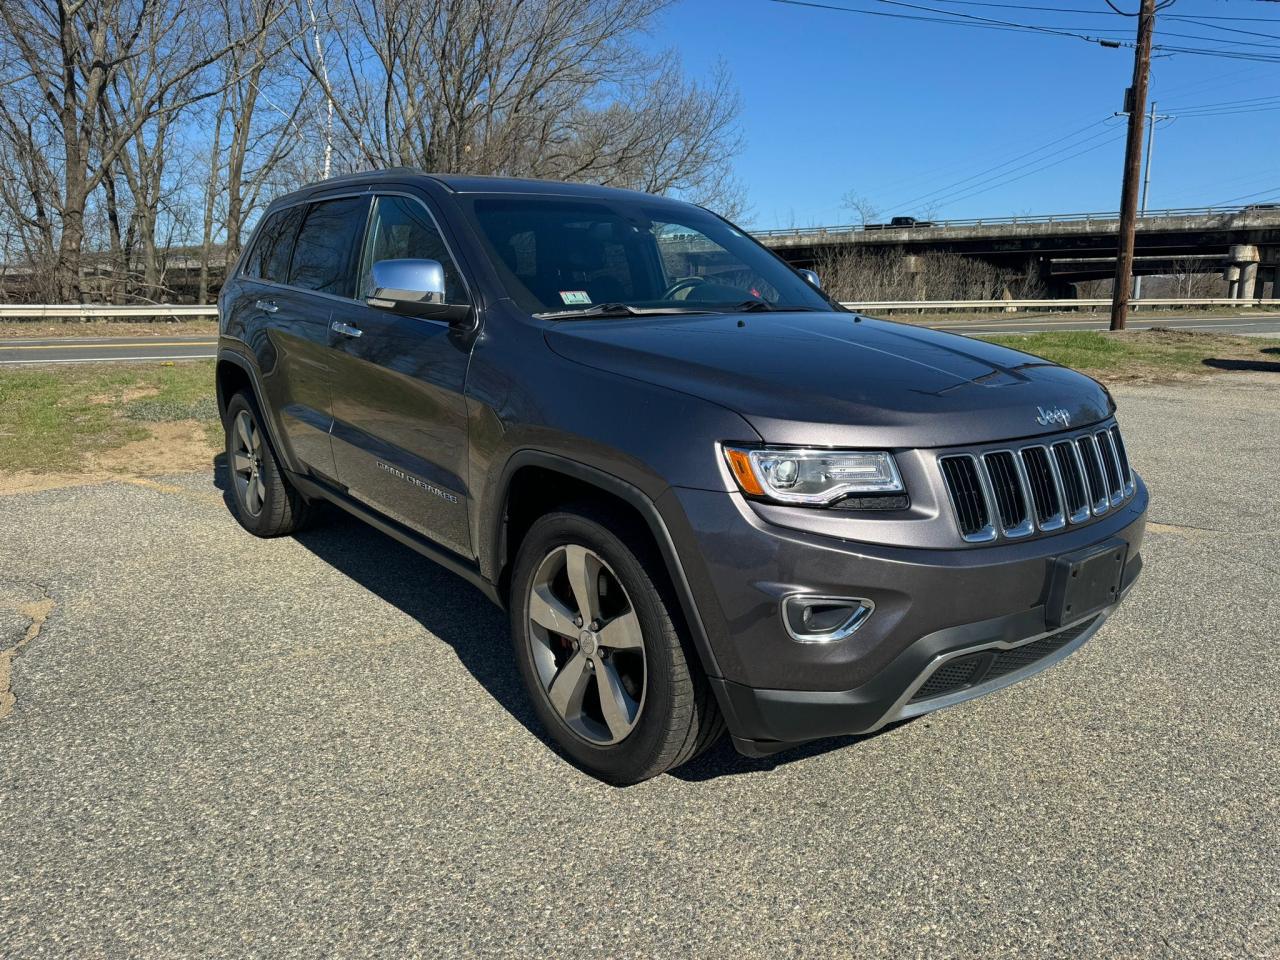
(782, 595), (874, 643)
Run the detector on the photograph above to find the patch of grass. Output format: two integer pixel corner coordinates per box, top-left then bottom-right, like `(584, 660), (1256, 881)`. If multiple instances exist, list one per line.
(981, 328), (1280, 382)
(0, 360), (218, 473)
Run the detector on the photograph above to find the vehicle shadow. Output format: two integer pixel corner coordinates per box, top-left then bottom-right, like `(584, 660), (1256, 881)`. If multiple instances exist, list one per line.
(1202, 346), (1280, 374)
(669, 723), (907, 782)
(288, 513), (549, 747)
(208, 454), (898, 783)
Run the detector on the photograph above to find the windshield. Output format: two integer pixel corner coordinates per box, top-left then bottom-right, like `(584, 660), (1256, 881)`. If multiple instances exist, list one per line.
(465, 195), (833, 316)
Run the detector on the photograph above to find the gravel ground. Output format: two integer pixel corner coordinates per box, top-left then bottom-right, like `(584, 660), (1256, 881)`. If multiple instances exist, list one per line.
(1, 375), (1277, 958)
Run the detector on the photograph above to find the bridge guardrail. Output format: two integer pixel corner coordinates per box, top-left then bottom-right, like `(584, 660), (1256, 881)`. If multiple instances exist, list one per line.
(754, 205), (1273, 239)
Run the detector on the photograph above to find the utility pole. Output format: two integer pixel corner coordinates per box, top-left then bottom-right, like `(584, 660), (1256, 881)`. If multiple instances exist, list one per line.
(1132, 100), (1159, 301)
(1110, 0), (1157, 331)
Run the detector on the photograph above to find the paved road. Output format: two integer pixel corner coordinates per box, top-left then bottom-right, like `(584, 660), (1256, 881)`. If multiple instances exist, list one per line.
(0, 334), (215, 365)
(2, 376), (1279, 957)
(1, 313), (1279, 365)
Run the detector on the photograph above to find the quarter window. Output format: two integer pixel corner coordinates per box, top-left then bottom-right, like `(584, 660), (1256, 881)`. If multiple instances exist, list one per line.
(242, 206), (301, 283)
(289, 196), (370, 298)
(359, 195), (466, 304)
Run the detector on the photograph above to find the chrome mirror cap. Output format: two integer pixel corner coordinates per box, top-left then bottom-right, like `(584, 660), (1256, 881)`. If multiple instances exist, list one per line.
(368, 258), (446, 307)
(797, 268), (821, 289)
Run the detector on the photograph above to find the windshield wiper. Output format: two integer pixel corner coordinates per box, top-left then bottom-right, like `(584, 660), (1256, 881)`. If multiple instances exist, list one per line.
(728, 300), (821, 313)
(536, 302), (715, 320)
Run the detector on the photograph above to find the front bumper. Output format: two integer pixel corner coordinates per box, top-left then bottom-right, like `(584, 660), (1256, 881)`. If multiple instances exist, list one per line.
(663, 476), (1148, 754)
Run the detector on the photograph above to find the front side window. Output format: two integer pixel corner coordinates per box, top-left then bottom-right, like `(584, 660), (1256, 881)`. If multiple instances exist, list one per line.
(289, 196), (370, 298)
(358, 195), (467, 304)
(466, 196), (831, 316)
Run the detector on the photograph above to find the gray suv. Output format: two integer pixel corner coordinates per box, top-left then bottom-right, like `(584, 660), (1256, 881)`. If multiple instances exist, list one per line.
(216, 171), (1147, 783)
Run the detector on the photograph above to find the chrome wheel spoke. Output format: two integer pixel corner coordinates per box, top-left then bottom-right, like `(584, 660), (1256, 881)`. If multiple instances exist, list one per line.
(254, 471), (267, 504)
(597, 609), (643, 650)
(546, 651), (591, 720)
(564, 544), (602, 624)
(595, 658), (637, 740)
(529, 583), (577, 638)
(235, 412), (253, 453)
(232, 453), (253, 474)
(527, 543), (647, 746)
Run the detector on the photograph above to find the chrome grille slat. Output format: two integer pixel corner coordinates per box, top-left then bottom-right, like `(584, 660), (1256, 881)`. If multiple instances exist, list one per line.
(938, 455), (995, 542)
(1076, 434), (1110, 515)
(1052, 440), (1092, 523)
(939, 423), (1135, 542)
(1021, 446), (1065, 531)
(1096, 429), (1124, 504)
(1110, 425), (1135, 496)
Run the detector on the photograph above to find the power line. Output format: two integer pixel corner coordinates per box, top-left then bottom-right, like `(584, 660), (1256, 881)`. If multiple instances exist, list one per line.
(913, 133), (1127, 213)
(768, 0), (1280, 62)
(885, 119), (1120, 212)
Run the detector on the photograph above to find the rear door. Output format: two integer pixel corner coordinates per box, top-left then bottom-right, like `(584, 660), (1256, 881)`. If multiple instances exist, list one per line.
(327, 191), (475, 558)
(238, 203), (339, 479)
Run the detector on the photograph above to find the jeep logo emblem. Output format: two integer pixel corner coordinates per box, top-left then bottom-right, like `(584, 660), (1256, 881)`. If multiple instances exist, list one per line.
(1035, 406), (1071, 428)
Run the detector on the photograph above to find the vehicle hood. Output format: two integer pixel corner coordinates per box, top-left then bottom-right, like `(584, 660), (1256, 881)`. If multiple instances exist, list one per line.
(544, 312), (1114, 448)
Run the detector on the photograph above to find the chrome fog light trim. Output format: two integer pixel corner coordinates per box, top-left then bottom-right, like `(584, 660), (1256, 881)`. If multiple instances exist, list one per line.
(781, 595), (875, 644)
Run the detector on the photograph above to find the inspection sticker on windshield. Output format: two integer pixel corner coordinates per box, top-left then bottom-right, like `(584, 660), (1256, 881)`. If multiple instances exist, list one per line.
(559, 290), (592, 305)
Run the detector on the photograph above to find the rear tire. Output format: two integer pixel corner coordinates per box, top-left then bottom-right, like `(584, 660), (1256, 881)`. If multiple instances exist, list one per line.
(224, 390), (312, 537)
(509, 506), (724, 784)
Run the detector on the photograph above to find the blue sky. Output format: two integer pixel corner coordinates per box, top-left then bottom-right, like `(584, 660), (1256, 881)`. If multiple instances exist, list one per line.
(655, 0), (1280, 228)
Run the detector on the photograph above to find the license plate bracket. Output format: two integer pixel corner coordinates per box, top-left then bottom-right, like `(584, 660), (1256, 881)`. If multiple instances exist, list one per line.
(1046, 539), (1127, 629)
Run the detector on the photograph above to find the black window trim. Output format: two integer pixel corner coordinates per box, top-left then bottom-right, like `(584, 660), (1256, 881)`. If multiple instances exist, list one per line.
(237, 187), (475, 320)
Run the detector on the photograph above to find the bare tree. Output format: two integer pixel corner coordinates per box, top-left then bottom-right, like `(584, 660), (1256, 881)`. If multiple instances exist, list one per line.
(840, 190), (880, 226)
(0, 0), (282, 300)
(294, 0), (742, 214)
(815, 248), (1046, 303)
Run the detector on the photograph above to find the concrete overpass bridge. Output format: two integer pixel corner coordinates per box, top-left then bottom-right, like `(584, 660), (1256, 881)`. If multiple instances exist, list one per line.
(757, 205), (1280, 299)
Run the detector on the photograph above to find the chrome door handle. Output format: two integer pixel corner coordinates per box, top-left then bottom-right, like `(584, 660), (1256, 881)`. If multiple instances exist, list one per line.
(255, 299), (278, 313)
(330, 321), (363, 338)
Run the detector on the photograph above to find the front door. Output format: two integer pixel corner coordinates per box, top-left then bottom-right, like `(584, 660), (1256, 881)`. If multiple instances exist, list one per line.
(327, 192), (475, 558)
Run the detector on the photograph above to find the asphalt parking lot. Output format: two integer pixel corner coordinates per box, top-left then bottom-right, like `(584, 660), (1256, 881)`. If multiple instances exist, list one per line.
(2, 373), (1278, 958)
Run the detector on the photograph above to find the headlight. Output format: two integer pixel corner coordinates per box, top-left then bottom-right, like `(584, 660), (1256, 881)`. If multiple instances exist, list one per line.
(723, 446), (904, 505)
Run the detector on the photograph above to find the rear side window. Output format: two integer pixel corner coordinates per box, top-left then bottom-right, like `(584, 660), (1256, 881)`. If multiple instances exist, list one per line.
(358, 195), (467, 304)
(242, 206), (301, 283)
(289, 196), (370, 298)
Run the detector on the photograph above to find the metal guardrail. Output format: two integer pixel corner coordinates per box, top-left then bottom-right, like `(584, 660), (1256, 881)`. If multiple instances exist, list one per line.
(754, 204), (1275, 239)
(0, 304), (218, 319)
(2, 298), (1278, 321)
(839, 298), (1280, 313)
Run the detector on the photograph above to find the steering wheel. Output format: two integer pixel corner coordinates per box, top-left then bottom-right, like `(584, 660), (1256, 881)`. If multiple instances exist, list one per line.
(661, 276), (708, 301)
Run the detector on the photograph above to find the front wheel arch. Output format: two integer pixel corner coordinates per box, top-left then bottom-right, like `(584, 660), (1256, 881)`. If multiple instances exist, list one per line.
(487, 452), (724, 684)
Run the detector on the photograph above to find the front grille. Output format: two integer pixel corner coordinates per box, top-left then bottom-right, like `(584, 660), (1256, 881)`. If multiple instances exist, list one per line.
(908, 618), (1097, 703)
(940, 422), (1134, 542)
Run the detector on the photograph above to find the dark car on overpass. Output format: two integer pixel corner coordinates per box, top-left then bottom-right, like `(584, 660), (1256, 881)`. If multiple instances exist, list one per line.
(215, 171), (1147, 783)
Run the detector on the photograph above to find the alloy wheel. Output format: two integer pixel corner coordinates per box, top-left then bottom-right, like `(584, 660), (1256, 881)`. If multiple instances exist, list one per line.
(527, 544), (647, 745)
(231, 409), (266, 516)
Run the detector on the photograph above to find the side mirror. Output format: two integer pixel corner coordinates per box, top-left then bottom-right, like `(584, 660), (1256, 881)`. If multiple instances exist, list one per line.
(797, 268), (822, 289)
(367, 258), (471, 324)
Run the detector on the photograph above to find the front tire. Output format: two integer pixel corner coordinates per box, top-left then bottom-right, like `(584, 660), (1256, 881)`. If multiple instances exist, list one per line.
(223, 390), (312, 537)
(510, 507), (723, 784)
